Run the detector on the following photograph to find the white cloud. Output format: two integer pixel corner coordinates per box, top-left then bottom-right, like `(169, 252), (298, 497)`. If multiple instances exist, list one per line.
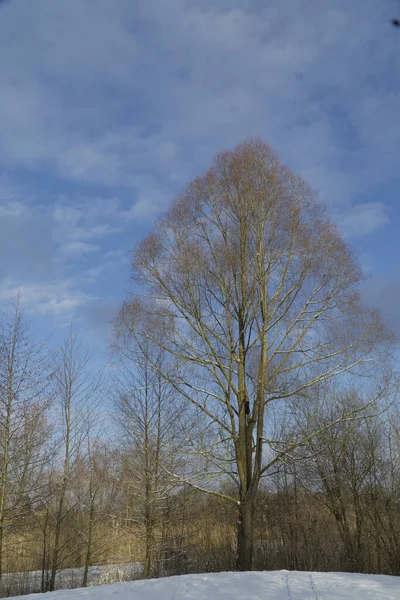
(77, 250), (130, 285)
(53, 203), (82, 226)
(0, 278), (92, 317)
(51, 195), (123, 250)
(335, 202), (390, 238)
(123, 186), (166, 220)
(0, 189), (129, 314)
(104, 249), (128, 262)
(62, 241), (100, 255)
(0, 200), (27, 218)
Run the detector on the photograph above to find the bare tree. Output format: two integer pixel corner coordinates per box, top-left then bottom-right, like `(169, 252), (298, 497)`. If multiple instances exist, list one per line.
(80, 437), (108, 588)
(0, 297), (53, 580)
(121, 138), (395, 570)
(49, 326), (101, 591)
(112, 328), (188, 578)
(289, 387), (383, 571)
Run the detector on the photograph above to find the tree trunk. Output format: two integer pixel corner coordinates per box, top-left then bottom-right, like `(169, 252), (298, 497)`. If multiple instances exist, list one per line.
(236, 499), (255, 571)
(49, 413), (70, 591)
(143, 508), (153, 580)
(49, 491), (65, 591)
(82, 491), (95, 587)
(142, 368), (152, 580)
(143, 554), (151, 580)
(41, 507), (49, 593)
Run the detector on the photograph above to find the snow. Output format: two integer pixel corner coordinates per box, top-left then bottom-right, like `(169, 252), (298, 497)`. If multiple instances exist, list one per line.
(7, 570), (400, 600)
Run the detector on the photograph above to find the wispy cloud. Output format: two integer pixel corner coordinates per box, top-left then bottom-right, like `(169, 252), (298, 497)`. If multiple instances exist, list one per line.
(52, 196), (123, 247)
(0, 188), (130, 320)
(0, 278), (92, 317)
(335, 203), (390, 238)
(62, 241), (100, 256)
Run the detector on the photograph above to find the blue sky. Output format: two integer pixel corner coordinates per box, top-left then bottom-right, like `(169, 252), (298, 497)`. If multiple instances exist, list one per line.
(0, 0), (400, 353)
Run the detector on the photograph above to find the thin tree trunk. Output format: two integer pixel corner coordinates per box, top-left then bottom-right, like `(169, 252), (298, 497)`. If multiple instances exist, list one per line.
(82, 492), (95, 587)
(50, 390), (71, 592)
(236, 499), (255, 571)
(142, 364), (153, 580)
(143, 475), (153, 580)
(143, 530), (152, 580)
(41, 507), (49, 593)
(49, 484), (66, 591)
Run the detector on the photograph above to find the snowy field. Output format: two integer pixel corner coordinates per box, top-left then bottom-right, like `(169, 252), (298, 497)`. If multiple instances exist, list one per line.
(7, 571), (400, 600)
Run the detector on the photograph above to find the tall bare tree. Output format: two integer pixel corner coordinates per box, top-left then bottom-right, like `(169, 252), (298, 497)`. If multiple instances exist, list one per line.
(0, 297), (53, 580)
(80, 437), (109, 588)
(49, 327), (100, 591)
(121, 138), (394, 570)
(112, 327), (188, 578)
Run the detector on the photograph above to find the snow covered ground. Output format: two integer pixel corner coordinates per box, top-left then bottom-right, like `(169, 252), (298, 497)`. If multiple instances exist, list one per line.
(7, 570), (400, 600)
